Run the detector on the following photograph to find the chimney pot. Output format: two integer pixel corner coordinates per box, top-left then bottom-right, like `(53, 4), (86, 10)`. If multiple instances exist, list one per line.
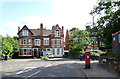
(18, 26), (20, 32)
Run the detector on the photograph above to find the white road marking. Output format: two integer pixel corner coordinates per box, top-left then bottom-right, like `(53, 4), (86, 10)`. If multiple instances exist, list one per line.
(27, 70), (41, 78)
(16, 67), (37, 74)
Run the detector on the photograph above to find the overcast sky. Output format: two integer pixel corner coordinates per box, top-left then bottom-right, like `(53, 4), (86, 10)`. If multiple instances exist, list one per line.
(0, 0), (98, 37)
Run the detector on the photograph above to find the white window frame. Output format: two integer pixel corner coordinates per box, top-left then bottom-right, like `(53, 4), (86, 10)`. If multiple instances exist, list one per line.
(56, 40), (60, 45)
(35, 39), (40, 46)
(23, 39), (27, 45)
(52, 40), (55, 45)
(53, 49), (55, 55)
(22, 30), (28, 36)
(55, 30), (60, 37)
(57, 49), (60, 55)
(29, 39), (32, 45)
(44, 38), (49, 45)
(24, 49), (26, 55)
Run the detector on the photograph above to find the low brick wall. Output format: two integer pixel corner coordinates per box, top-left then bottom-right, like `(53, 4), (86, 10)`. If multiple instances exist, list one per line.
(99, 56), (120, 75)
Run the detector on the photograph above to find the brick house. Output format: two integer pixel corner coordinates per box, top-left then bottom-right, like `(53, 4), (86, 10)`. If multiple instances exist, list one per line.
(17, 23), (64, 57)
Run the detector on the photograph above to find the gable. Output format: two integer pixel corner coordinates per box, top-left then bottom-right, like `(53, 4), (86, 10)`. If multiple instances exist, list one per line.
(17, 25), (34, 35)
(52, 24), (62, 32)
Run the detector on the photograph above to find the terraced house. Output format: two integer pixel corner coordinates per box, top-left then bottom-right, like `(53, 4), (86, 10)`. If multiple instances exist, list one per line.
(17, 23), (64, 57)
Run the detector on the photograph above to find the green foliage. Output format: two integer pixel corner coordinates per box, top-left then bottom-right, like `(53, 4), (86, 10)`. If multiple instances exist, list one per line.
(90, 51), (107, 56)
(1, 36), (19, 57)
(105, 52), (120, 58)
(89, 1), (120, 50)
(41, 57), (49, 60)
(69, 29), (92, 58)
(0, 38), (2, 57)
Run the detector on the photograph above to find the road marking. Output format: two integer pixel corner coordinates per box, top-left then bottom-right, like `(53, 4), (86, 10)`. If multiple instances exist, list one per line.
(16, 67), (37, 75)
(27, 70), (41, 78)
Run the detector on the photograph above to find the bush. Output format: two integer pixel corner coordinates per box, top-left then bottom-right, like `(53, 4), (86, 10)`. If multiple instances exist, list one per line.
(41, 57), (49, 60)
(105, 52), (120, 58)
(68, 46), (82, 59)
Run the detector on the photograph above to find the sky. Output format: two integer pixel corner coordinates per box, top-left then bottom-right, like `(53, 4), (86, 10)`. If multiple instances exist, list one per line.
(0, 0), (98, 37)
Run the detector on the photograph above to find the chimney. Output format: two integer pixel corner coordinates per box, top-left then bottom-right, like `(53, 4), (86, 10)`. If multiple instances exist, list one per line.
(18, 26), (20, 32)
(62, 26), (64, 32)
(40, 23), (43, 35)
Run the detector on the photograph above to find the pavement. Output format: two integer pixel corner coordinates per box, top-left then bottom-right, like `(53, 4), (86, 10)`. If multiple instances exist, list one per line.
(0, 58), (119, 79)
(79, 61), (119, 79)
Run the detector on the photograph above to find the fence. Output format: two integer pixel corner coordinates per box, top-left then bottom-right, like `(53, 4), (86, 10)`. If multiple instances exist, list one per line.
(99, 56), (120, 75)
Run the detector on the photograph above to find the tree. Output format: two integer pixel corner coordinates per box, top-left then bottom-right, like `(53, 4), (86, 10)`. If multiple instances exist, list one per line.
(69, 29), (92, 58)
(0, 35), (3, 57)
(69, 27), (79, 32)
(90, 1), (120, 50)
(1, 36), (19, 57)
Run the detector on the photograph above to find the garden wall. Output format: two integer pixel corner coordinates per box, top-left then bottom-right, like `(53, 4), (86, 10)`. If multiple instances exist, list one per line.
(99, 56), (120, 75)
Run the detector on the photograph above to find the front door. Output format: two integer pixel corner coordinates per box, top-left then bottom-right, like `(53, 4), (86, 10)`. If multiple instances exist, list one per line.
(34, 49), (37, 57)
(38, 49), (41, 58)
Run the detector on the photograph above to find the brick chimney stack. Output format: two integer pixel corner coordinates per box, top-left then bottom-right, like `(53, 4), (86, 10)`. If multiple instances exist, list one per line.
(40, 23), (43, 35)
(18, 26), (20, 32)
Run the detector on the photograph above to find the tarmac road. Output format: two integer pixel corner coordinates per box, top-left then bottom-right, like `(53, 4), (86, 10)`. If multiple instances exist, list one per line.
(1, 58), (118, 79)
(1, 58), (87, 79)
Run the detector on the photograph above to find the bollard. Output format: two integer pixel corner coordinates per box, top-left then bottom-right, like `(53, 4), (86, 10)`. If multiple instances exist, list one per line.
(85, 51), (90, 69)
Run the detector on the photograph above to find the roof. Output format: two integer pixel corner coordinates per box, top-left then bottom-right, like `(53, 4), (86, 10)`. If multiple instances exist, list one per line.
(30, 29), (52, 36)
(112, 31), (120, 36)
(17, 25), (34, 35)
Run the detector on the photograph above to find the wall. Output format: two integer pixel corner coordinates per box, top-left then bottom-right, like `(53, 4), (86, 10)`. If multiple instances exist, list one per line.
(99, 56), (120, 75)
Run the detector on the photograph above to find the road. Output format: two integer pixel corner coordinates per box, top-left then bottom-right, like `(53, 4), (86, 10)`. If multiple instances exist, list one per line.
(1, 58), (87, 79)
(1, 58), (118, 79)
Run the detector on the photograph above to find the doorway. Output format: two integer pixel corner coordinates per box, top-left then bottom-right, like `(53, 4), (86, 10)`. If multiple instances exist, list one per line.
(34, 49), (37, 57)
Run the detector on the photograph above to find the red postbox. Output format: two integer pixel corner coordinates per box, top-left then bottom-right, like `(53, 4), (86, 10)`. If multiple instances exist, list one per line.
(85, 51), (90, 69)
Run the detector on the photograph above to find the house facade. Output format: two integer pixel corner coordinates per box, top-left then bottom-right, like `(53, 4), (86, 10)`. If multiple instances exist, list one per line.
(17, 24), (64, 57)
(112, 31), (120, 54)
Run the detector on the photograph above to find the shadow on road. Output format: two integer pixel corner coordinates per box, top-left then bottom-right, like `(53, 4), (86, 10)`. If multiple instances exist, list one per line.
(2, 62), (84, 78)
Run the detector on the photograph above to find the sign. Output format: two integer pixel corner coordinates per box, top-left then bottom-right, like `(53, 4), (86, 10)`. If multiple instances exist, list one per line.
(92, 45), (98, 46)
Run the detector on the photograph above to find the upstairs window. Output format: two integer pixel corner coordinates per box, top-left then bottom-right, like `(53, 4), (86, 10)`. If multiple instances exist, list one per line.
(35, 39), (40, 46)
(52, 40), (55, 45)
(22, 30), (28, 36)
(29, 39), (32, 44)
(23, 39), (27, 44)
(56, 40), (60, 45)
(44, 38), (49, 45)
(55, 30), (60, 37)
(24, 49), (26, 55)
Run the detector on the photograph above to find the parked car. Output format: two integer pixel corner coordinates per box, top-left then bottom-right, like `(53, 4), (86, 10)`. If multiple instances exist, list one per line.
(79, 53), (85, 61)
(90, 50), (102, 53)
(90, 53), (99, 60)
(46, 53), (54, 58)
(79, 52), (100, 61)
